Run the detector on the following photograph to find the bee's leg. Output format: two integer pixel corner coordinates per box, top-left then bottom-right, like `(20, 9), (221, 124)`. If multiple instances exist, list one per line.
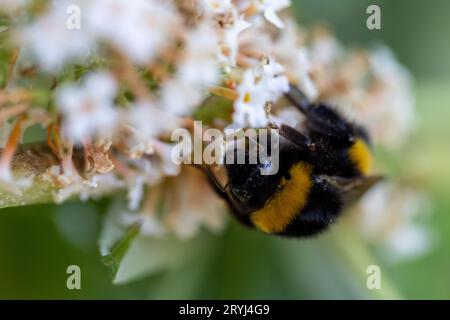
(193, 164), (227, 197)
(278, 124), (315, 153)
(285, 84), (313, 114)
(193, 164), (243, 209)
(285, 85), (355, 141)
(193, 164), (255, 227)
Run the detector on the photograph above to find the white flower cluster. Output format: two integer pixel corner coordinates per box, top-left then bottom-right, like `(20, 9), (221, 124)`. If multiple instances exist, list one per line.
(0, 0), (422, 251)
(22, 0), (179, 70)
(0, 0), (297, 236)
(0, 0), (29, 15)
(356, 182), (433, 261)
(233, 58), (289, 127)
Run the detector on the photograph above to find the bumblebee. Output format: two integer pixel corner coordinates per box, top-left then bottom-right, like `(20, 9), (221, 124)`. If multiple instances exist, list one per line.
(201, 85), (382, 237)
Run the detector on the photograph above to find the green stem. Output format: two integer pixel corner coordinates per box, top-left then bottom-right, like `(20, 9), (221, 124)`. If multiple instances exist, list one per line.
(0, 144), (59, 209)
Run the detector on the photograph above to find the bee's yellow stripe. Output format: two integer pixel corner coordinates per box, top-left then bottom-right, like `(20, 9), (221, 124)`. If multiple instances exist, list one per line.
(349, 139), (373, 175)
(250, 162), (313, 234)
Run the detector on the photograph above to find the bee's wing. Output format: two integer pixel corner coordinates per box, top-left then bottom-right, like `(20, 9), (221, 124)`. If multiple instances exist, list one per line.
(319, 174), (384, 205)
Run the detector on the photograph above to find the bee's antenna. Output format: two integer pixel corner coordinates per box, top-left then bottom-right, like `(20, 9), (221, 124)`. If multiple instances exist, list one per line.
(285, 84), (313, 114)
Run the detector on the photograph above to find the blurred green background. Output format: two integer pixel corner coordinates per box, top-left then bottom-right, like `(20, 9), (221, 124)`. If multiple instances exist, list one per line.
(1, 0), (450, 299)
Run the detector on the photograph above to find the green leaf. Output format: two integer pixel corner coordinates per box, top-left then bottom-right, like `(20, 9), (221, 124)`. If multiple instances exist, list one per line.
(113, 236), (195, 285)
(99, 198), (219, 285)
(101, 223), (141, 277)
(193, 95), (233, 125)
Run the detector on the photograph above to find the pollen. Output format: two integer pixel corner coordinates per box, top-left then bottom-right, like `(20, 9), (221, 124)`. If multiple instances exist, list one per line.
(243, 92), (251, 104)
